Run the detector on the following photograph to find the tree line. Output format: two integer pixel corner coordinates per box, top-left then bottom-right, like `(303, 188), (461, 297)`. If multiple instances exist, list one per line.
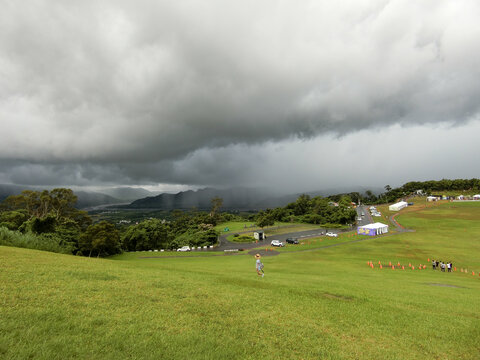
(352, 178), (480, 205)
(0, 190), (225, 257)
(2, 179), (478, 256)
(255, 193), (357, 227)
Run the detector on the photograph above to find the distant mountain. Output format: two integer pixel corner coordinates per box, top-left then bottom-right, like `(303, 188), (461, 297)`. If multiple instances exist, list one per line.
(303, 186), (386, 197)
(126, 186), (387, 211)
(99, 187), (158, 202)
(0, 184), (121, 209)
(73, 191), (121, 209)
(0, 184), (29, 202)
(127, 187), (278, 211)
(1, 184), (386, 212)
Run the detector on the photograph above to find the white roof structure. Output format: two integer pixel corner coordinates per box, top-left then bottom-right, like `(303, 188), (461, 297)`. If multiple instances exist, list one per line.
(363, 222), (388, 230)
(357, 222), (389, 235)
(473, 194), (480, 199)
(389, 201), (408, 211)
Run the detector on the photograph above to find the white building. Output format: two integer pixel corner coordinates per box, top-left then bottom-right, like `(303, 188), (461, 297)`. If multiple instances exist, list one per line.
(357, 222), (389, 236)
(389, 201), (408, 211)
(253, 231), (265, 240)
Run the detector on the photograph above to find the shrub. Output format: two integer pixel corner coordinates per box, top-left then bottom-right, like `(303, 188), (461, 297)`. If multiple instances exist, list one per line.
(232, 235), (255, 243)
(0, 227), (73, 254)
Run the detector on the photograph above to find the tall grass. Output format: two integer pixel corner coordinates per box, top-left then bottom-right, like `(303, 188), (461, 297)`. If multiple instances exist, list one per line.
(0, 227), (73, 254)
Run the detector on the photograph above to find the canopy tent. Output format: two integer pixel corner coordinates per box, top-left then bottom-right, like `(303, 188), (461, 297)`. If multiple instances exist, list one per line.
(389, 201), (408, 211)
(474, 194), (480, 200)
(357, 222), (389, 236)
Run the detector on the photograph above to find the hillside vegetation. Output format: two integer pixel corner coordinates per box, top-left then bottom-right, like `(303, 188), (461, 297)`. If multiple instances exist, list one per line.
(1, 202), (480, 359)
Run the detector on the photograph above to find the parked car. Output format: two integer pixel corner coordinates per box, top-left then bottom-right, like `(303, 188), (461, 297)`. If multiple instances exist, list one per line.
(286, 238), (299, 244)
(325, 232), (338, 237)
(177, 246), (191, 252)
(270, 240), (285, 247)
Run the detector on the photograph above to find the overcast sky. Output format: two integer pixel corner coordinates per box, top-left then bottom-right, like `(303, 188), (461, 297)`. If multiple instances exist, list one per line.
(1, 0), (479, 194)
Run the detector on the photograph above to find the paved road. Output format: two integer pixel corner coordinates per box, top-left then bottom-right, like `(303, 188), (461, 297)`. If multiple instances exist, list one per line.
(356, 205), (373, 225)
(215, 204), (415, 252)
(216, 226), (352, 251)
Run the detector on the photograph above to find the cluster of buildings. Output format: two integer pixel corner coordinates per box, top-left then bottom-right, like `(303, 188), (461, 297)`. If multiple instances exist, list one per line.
(427, 194), (480, 201)
(454, 194), (480, 201)
(356, 192), (480, 237)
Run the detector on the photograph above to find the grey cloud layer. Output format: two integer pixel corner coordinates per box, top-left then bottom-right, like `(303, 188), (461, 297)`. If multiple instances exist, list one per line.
(1, 1), (479, 188)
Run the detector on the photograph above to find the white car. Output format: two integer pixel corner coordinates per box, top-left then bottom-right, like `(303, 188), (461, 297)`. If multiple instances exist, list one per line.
(177, 246), (191, 252)
(270, 240), (284, 247)
(325, 232), (338, 237)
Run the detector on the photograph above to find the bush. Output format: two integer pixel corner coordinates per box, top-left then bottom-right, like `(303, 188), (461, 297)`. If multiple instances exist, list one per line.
(0, 227), (73, 254)
(231, 235), (255, 243)
(172, 228), (219, 248)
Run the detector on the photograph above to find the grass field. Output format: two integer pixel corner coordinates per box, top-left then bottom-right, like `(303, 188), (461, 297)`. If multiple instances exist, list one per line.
(224, 222), (324, 242)
(1, 202), (480, 359)
(215, 221), (322, 234)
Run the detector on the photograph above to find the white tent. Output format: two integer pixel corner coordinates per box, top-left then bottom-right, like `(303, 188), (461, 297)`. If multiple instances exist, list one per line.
(357, 222), (389, 236)
(473, 194), (480, 200)
(389, 201), (408, 211)
(426, 196), (438, 202)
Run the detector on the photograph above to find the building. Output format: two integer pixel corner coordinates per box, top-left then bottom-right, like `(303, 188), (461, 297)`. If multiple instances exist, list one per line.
(389, 201), (408, 211)
(253, 231), (265, 240)
(357, 222), (389, 236)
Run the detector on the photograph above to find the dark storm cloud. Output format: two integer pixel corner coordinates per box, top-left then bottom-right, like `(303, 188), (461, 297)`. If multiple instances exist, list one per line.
(1, 0), (480, 188)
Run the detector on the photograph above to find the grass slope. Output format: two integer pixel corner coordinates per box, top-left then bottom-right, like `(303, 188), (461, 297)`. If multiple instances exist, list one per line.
(1, 202), (480, 359)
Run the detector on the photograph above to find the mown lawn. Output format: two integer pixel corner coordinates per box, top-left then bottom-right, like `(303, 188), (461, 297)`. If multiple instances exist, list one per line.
(1, 202), (480, 359)
(215, 221), (320, 235)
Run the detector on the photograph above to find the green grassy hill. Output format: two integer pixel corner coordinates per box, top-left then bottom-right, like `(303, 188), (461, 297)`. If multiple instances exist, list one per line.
(1, 202), (480, 359)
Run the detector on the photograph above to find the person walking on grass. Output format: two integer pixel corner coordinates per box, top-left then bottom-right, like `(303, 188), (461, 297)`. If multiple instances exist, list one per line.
(255, 254), (264, 277)
(432, 259), (436, 270)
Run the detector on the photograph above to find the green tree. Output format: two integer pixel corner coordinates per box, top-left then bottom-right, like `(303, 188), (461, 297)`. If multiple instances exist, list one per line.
(122, 219), (171, 251)
(210, 197), (223, 218)
(292, 194), (311, 216)
(79, 221), (120, 257)
(0, 210), (28, 230)
(256, 210), (275, 228)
